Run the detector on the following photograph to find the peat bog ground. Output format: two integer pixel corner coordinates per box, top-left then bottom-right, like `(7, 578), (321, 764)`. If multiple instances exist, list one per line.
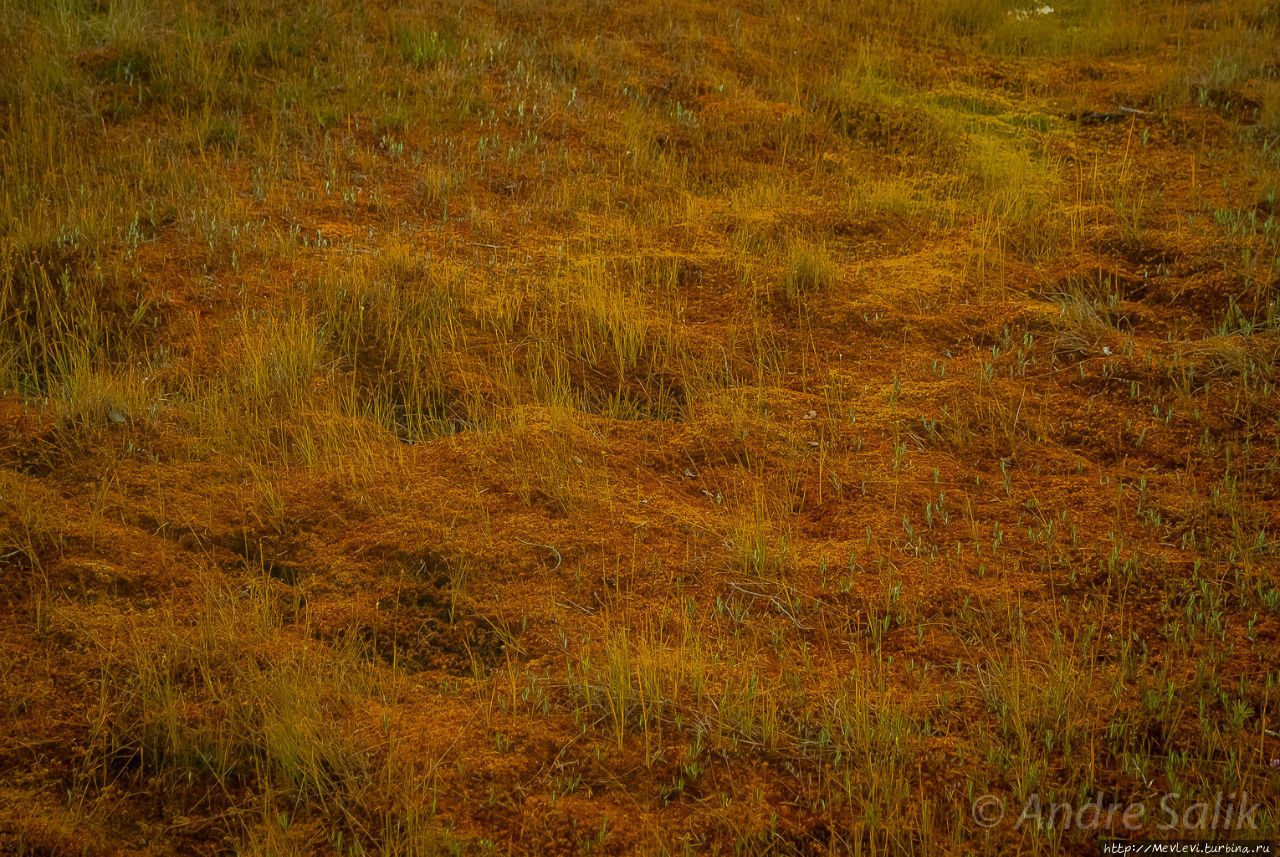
(2, 0), (1280, 854)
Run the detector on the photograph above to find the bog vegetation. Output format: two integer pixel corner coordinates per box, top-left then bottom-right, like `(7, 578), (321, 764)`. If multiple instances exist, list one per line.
(1, 0), (1279, 853)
